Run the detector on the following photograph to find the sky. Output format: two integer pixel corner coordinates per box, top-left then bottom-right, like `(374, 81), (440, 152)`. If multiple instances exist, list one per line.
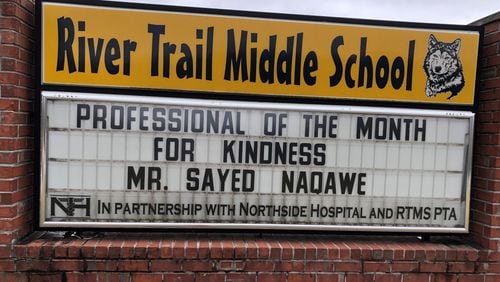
(109, 0), (500, 25)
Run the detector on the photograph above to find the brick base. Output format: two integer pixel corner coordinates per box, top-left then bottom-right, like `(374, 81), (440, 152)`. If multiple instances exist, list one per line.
(1, 233), (499, 281)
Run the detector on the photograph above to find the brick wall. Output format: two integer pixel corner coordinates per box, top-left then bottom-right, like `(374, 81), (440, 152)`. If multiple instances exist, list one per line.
(0, 1), (499, 281)
(0, 0), (35, 246)
(471, 17), (500, 251)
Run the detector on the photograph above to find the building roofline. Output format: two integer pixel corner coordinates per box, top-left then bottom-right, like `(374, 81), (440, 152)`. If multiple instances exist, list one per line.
(470, 11), (500, 26)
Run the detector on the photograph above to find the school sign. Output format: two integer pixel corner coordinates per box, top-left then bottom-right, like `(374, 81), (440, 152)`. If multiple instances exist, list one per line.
(38, 0), (481, 233)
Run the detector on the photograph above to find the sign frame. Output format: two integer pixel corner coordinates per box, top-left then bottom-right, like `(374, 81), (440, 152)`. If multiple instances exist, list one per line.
(35, 0), (482, 233)
(38, 91), (474, 233)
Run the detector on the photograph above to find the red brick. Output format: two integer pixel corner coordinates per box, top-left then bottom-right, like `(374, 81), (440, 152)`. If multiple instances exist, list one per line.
(0, 232), (15, 244)
(134, 239), (150, 258)
(402, 273), (431, 282)
(77, 242), (96, 260)
(0, 99), (18, 111)
(0, 187), (32, 204)
(0, 272), (27, 282)
(182, 260), (215, 271)
(303, 241), (317, 259)
(268, 240), (282, 259)
(172, 239), (185, 258)
(50, 259), (84, 271)
(0, 125), (18, 137)
(195, 273), (225, 282)
(185, 239), (198, 259)
(218, 260), (233, 271)
(485, 275), (500, 282)
(363, 261), (391, 272)
(0, 259), (15, 271)
(420, 262), (447, 273)
(210, 240), (223, 259)
(232, 239), (246, 259)
(65, 272), (98, 282)
(226, 273), (257, 282)
(222, 239), (234, 258)
(30, 273), (63, 282)
(433, 274), (458, 282)
(374, 274), (403, 282)
(163, 273), (194, 282)
(344, 273), (374, 282)
(0, 179), (17, 192)
(478, 262), (500, 273)
(275, 261), (305, 272)
(317, 273), (341, 282)
(447, 262), (476, 273)
(0, 206), (17, 218)
(244, 260), (274, 272)
(280, 241), (293, 259)
(256, 240), (270, 259)
(335, 261), (362, 272)
(0, 212), (31, 231)
(456, 274), (485, 282)
(146, 240), (161, 259)
(117, 260), (148, 271)
(85, 259), (117, 271)
(131, 273), (163, 282)
(160, 240), (173, 258)
(288, 273), (316, 282)
(257, 273), (287, 282)
(93, 238), (111, 258)
(305, 261), (334, 272)
(291, 241), (306, 259)
(120, 239), (136, 258)
(326, 242), (340, 259)
(198, 240), (209, 259)
(150, 260), (182, 271)
(0, 85), (33, 99)
(244, 241), (258, 259)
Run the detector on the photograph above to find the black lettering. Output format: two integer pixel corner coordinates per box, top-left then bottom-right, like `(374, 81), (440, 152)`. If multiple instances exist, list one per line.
(303, 51), (317, 85)
(406, 40), (415, 90)
(152, 108), (166, 131)
(356, 117), (372, 139)
(148, 24), (165, 76)
(259, 35), (276, 83)
(127, 166), (145, 190)
(57, 17), (76, 72)
(186, 168), (199, 191)
(93, 105), (107, 129)
(104, 39), (120, 75)
(358, 37), (373, 88)
(110, 106), (124, 129)
(177, 43), (194, 78)
(375, 56), (389, 88)
(329, 36), (344, 86)
(277, 36), (294, 84)
(224, 29), (248, 81)
(76, 104), (90, 128)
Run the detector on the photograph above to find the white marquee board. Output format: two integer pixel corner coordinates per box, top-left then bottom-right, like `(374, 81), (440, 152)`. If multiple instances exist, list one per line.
(40, 91), (473, 232)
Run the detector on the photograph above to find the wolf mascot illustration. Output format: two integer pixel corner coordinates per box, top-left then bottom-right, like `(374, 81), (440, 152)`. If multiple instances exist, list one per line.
(423, 34), (465, 99)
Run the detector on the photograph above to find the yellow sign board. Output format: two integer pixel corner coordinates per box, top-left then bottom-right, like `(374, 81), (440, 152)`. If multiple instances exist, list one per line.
(42, 2), (480, 105)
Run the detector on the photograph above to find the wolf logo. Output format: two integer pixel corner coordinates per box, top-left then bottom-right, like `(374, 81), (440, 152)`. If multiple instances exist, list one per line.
(423, 34), (464, 99)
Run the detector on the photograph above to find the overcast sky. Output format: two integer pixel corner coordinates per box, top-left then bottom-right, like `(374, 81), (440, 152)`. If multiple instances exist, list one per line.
(111, 0), (500, 25)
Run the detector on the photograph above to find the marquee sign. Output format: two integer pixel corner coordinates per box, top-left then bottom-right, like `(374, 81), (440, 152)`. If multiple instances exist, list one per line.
(40, 92), (473, 232)
(37, 0), (480, 232)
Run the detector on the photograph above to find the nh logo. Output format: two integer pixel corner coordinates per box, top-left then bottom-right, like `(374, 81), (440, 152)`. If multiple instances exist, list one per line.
(50, 196), (90, 217)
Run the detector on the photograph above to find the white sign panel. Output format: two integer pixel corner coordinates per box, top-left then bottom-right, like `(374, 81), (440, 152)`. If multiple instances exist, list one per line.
(40, 91), (473, 232)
